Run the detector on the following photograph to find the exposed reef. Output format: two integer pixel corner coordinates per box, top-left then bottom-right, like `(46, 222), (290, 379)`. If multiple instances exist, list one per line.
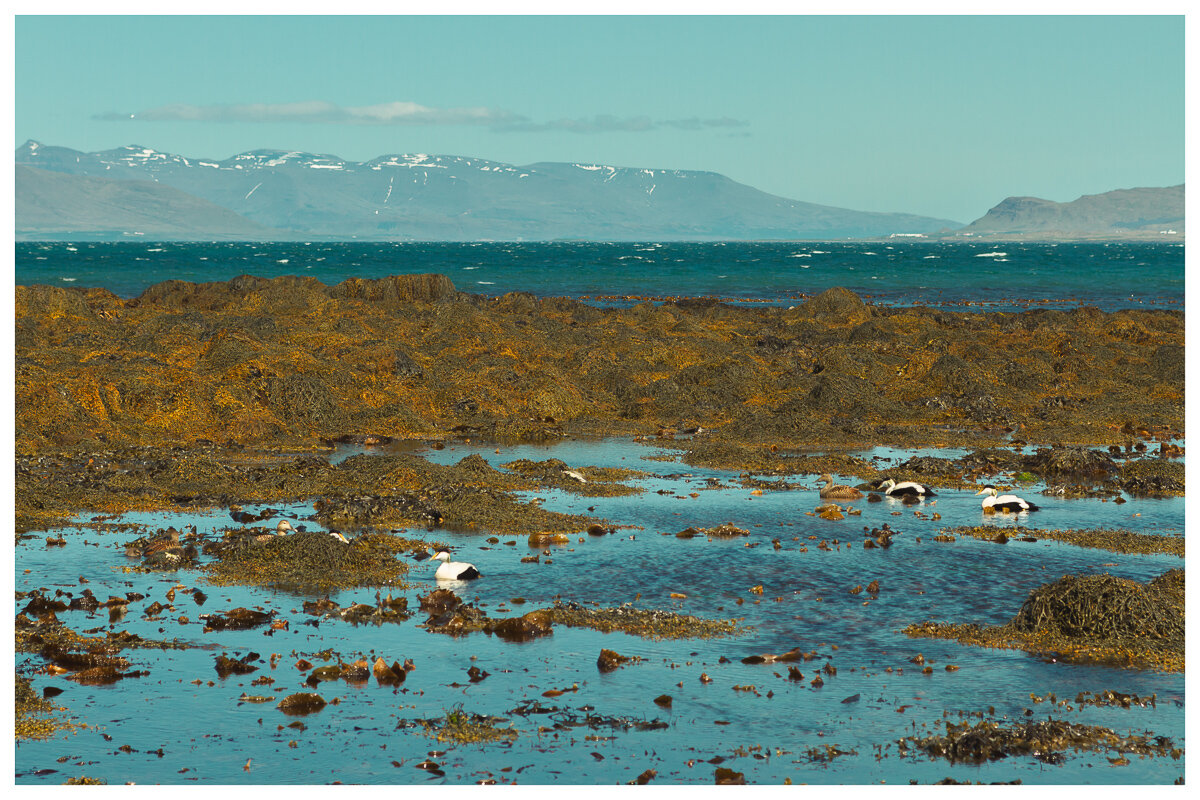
(14, 276), (1183, 456)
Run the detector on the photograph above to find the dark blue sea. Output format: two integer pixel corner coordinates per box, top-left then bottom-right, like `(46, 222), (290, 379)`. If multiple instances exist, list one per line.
(15, 240), (1184, 311)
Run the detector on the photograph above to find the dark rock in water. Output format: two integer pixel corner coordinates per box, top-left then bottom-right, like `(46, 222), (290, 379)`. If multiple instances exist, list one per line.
(653, 694), (673, 708)
(741, 647), (804, 665)
(202, 607), (274, 631)
(215, 652), (259, 678)
(630, 769), (658, 785)
(485, 609), (554, 642)
(597, 648), (631, 673)
(714, 767), (747, 785)
(277, 692), (327, 716)
(418, 589), (463, 616)
(373, 658), (406, 685)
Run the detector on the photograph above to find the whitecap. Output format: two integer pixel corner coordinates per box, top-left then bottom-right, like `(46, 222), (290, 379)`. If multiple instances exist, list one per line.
(976, 251), (1007, 257)
(277, 259), (289, 264)
(60, 277), (76, 282)
(477, 281), (496, 285)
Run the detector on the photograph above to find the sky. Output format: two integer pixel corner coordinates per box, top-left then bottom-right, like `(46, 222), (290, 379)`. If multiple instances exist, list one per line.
(12, 13), (1186, 224)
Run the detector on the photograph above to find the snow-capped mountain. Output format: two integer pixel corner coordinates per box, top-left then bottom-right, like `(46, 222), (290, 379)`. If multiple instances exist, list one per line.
(16, 140), (962, 240)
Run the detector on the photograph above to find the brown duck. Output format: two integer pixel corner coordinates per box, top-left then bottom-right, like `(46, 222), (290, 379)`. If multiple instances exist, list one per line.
(817, 474), (864, 500)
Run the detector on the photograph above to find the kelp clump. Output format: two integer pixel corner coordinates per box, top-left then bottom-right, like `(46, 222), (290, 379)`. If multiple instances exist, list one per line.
(402, 705), (519, 745)
(15, 675), (77, 741)
(204, 529), (425, 590)
(905, 569), (1184, 671)
(899, 718), (1180, 764)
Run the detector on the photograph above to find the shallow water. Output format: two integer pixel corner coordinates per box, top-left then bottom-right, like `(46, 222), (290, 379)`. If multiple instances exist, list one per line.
(14, 439), (1185, 785)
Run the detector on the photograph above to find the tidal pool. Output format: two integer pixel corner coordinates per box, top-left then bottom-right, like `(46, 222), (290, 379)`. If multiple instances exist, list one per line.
(14, 439), (1185, 785)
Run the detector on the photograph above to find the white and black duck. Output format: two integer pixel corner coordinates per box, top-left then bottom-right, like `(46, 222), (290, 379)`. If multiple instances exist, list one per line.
(975, 485), (1039, 513)
(878, 478), (936, 498)
(430, 550), (481, 581)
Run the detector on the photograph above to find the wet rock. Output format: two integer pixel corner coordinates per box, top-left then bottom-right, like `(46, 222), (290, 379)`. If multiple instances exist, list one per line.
(741, 647), (805, 665)
(485, 609), (554, 642)
(277, 693), (327, 716)
(418, 588), (463, 616)
(215, 652), (260, 678)
(630, 769), (658, 785)
(653, 694), (672, 708)
(714, 767), (747, 785)
(597, 649), (630, 673)
(201, 607), (274, 632)
(373, 657), (407, 685)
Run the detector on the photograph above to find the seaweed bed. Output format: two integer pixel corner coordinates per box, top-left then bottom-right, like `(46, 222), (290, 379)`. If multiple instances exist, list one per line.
(14, 276), (1183, 457)
(945, 526), (1184, 557)
(899, 718), (1181, 764)
(906, 569), (1185, 671)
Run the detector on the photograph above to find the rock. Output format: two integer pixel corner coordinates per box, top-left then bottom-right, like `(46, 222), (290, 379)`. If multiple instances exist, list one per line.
(485, 609), (554, 642)
(654, 694), (672, 708)
(277, 693), (327, 716)
(215, 653), (259, 678)
(714, 767), (747, 785)
(373, 658), (406, 685)
(598, 648), (630, 673)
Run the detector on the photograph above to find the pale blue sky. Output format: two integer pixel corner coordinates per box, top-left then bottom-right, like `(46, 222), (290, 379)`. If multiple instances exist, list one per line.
(14, 14), (1184, 223)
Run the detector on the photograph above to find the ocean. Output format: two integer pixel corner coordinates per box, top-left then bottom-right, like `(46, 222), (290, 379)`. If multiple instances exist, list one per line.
(15, 240), (1185, 310)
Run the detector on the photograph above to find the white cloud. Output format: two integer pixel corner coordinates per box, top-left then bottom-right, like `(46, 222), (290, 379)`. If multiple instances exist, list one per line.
(96, 100), (523, 126)
(96, 101), (749, 134)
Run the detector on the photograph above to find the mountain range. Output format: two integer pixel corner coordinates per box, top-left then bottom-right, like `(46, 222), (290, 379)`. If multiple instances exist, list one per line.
(958, 185), (1183, 237)
(14, 140), (1184, 241)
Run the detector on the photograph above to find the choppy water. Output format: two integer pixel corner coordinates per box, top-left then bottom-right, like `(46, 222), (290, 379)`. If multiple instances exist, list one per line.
(14, 440), (1185, 785)
(14, 240), (1185, 311)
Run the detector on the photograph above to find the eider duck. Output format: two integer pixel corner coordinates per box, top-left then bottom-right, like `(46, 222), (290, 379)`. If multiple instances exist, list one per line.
(879, 478), (936, 498)
(817, 474), (863, 500)
(431, 550), (481, 581)
(275, 520), (294, 536)
(328, 530), (349, 543)
(976, 485), (1039, 513)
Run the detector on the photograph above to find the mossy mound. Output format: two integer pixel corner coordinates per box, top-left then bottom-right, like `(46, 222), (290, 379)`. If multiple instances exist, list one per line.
(204, 530), (425, 590)
(1011, 573), (1183, 643)
(905, 569), (1184, 671)
(1120, 458), (1185, 496)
